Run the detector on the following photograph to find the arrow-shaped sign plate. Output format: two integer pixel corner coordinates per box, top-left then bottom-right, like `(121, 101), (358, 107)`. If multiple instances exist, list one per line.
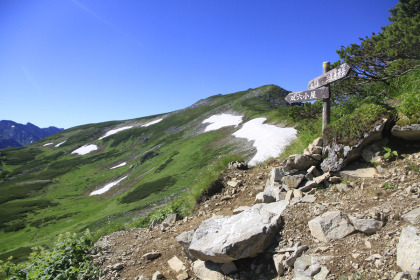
(307, 63), (351, 90)
(285, 87), (329, 104)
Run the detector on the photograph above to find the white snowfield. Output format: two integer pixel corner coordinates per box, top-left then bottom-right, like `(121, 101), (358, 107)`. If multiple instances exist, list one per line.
(202, 114), (243, 132)
(90, 176), (128, 196)
(43, 143), (53, 146)
(110, 162), (127, 170)
(55, 140), (66, 147)
(99, 126), (133, 140)
(233, 118), (297, 166)
(141, 118), (163, 127)
(71, 144), (98, 155)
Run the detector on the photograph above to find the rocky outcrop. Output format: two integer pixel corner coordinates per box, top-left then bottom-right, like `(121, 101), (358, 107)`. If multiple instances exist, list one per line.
(188, 200), (289, 263)
(321, 118), (388, 172)
(392, 123), (420, 141)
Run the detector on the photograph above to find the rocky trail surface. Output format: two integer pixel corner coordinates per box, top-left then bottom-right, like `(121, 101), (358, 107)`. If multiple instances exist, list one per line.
(92, 139), (420, 280)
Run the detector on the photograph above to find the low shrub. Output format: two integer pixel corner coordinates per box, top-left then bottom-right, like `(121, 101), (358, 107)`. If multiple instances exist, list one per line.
(323, 103), (393, 146)
(0, 230), (100, 280)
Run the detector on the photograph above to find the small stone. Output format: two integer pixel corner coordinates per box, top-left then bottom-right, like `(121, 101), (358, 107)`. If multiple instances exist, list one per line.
(143, 251), (161, 260)
(167, 256), (186, 273)
(112, 263), (124, 271)
(152, 271), (165, 280)
(301, 195), (316, 203)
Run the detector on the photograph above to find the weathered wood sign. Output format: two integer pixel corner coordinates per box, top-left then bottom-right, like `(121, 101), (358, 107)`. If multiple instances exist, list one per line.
(307, 63), (351, 90)
(285, 87), (329, 104)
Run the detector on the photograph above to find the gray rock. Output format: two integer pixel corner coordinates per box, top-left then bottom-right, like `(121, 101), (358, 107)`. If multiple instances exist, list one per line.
(152, 271), (165, 280)
(321, 118), (388, 172)
(300, 195), (316, 203)
(269, 167), (282, 184)
(306, 166), (321, 180)
(143, 251), (161, 260)
(397, 226), (420, 274)
(286, 154), (320, 171)
(176, 230), (196, 260)
(308, 144), (322, 155)
(392, 123), (420, 141)
(402, 207), (420, 225)
(192, 260), (225, 280)
(299, 180), (318, 192)
(167, 256), (186, 273)
(348, 215), (382, 234)
(273, 253), (286, 276)
(188, 200), (289, 263)
(308, 211), (355, 242)
(161, 213), (179, 228)
(312, 137), (323, 147)
(263, 182), (282, 203)
(293, 255), (321, 280)
(282, 174), (305, 189)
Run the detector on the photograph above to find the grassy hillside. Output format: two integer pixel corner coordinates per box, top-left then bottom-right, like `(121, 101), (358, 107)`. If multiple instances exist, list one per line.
(0, 85), (291, 261)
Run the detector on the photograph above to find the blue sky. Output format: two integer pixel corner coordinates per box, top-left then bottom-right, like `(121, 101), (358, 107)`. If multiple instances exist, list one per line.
(0, 0), (398, 129)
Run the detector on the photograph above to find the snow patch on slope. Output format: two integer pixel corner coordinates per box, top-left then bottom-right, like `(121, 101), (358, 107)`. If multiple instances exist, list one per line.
(90, 176), (128, 196)
(71, 144), (98, 155)
(233, 118), (297, 166)
(202, 114), (243, 132)
(141, 118), (163, 127)
(110, 162), (127, 170)
(99, 126), (133, 140)
(55, 140), (66, 147)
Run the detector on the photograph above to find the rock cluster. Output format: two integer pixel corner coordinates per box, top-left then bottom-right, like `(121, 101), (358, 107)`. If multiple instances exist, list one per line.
(92, 129), (420, 279)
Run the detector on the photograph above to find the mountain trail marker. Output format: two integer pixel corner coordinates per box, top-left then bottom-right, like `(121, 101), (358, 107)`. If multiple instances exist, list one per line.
(285, 62), (351, 134)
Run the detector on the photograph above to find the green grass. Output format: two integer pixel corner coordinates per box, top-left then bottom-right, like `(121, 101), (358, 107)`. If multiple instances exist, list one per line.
(0, 85), (295, 261)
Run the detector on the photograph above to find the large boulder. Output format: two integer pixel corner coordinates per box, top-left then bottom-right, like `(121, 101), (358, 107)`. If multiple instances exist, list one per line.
(188, 200), (289, 263)
(308, 211), (355, 242)
(176, 230), (196, 260)
(397, 226), (420, 275)
(321, 118), (388, 172)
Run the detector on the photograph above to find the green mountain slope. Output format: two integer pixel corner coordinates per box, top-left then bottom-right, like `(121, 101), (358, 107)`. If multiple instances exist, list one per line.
(0, 85), (292, 260)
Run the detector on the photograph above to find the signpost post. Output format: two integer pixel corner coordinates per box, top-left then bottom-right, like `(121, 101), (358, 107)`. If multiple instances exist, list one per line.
(284, 62), (351, 135)
(322, 62), (331, 133)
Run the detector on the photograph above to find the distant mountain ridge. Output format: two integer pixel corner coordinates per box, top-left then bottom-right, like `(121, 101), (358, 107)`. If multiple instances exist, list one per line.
(0, 120), (63, 149)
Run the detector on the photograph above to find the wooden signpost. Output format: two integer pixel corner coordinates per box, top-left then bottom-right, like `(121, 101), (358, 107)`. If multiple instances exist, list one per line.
(285, 62), (351, 134)
(284, 87), (329, 103)
(307, 63), (351, 90)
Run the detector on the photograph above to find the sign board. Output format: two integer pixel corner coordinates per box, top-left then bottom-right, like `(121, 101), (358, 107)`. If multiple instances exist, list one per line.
(307, 63), (351, 90)
(285, 87), (329, 104)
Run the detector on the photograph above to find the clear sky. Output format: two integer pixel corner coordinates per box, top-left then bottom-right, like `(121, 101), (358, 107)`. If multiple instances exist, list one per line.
(0, 0), (398, 129)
